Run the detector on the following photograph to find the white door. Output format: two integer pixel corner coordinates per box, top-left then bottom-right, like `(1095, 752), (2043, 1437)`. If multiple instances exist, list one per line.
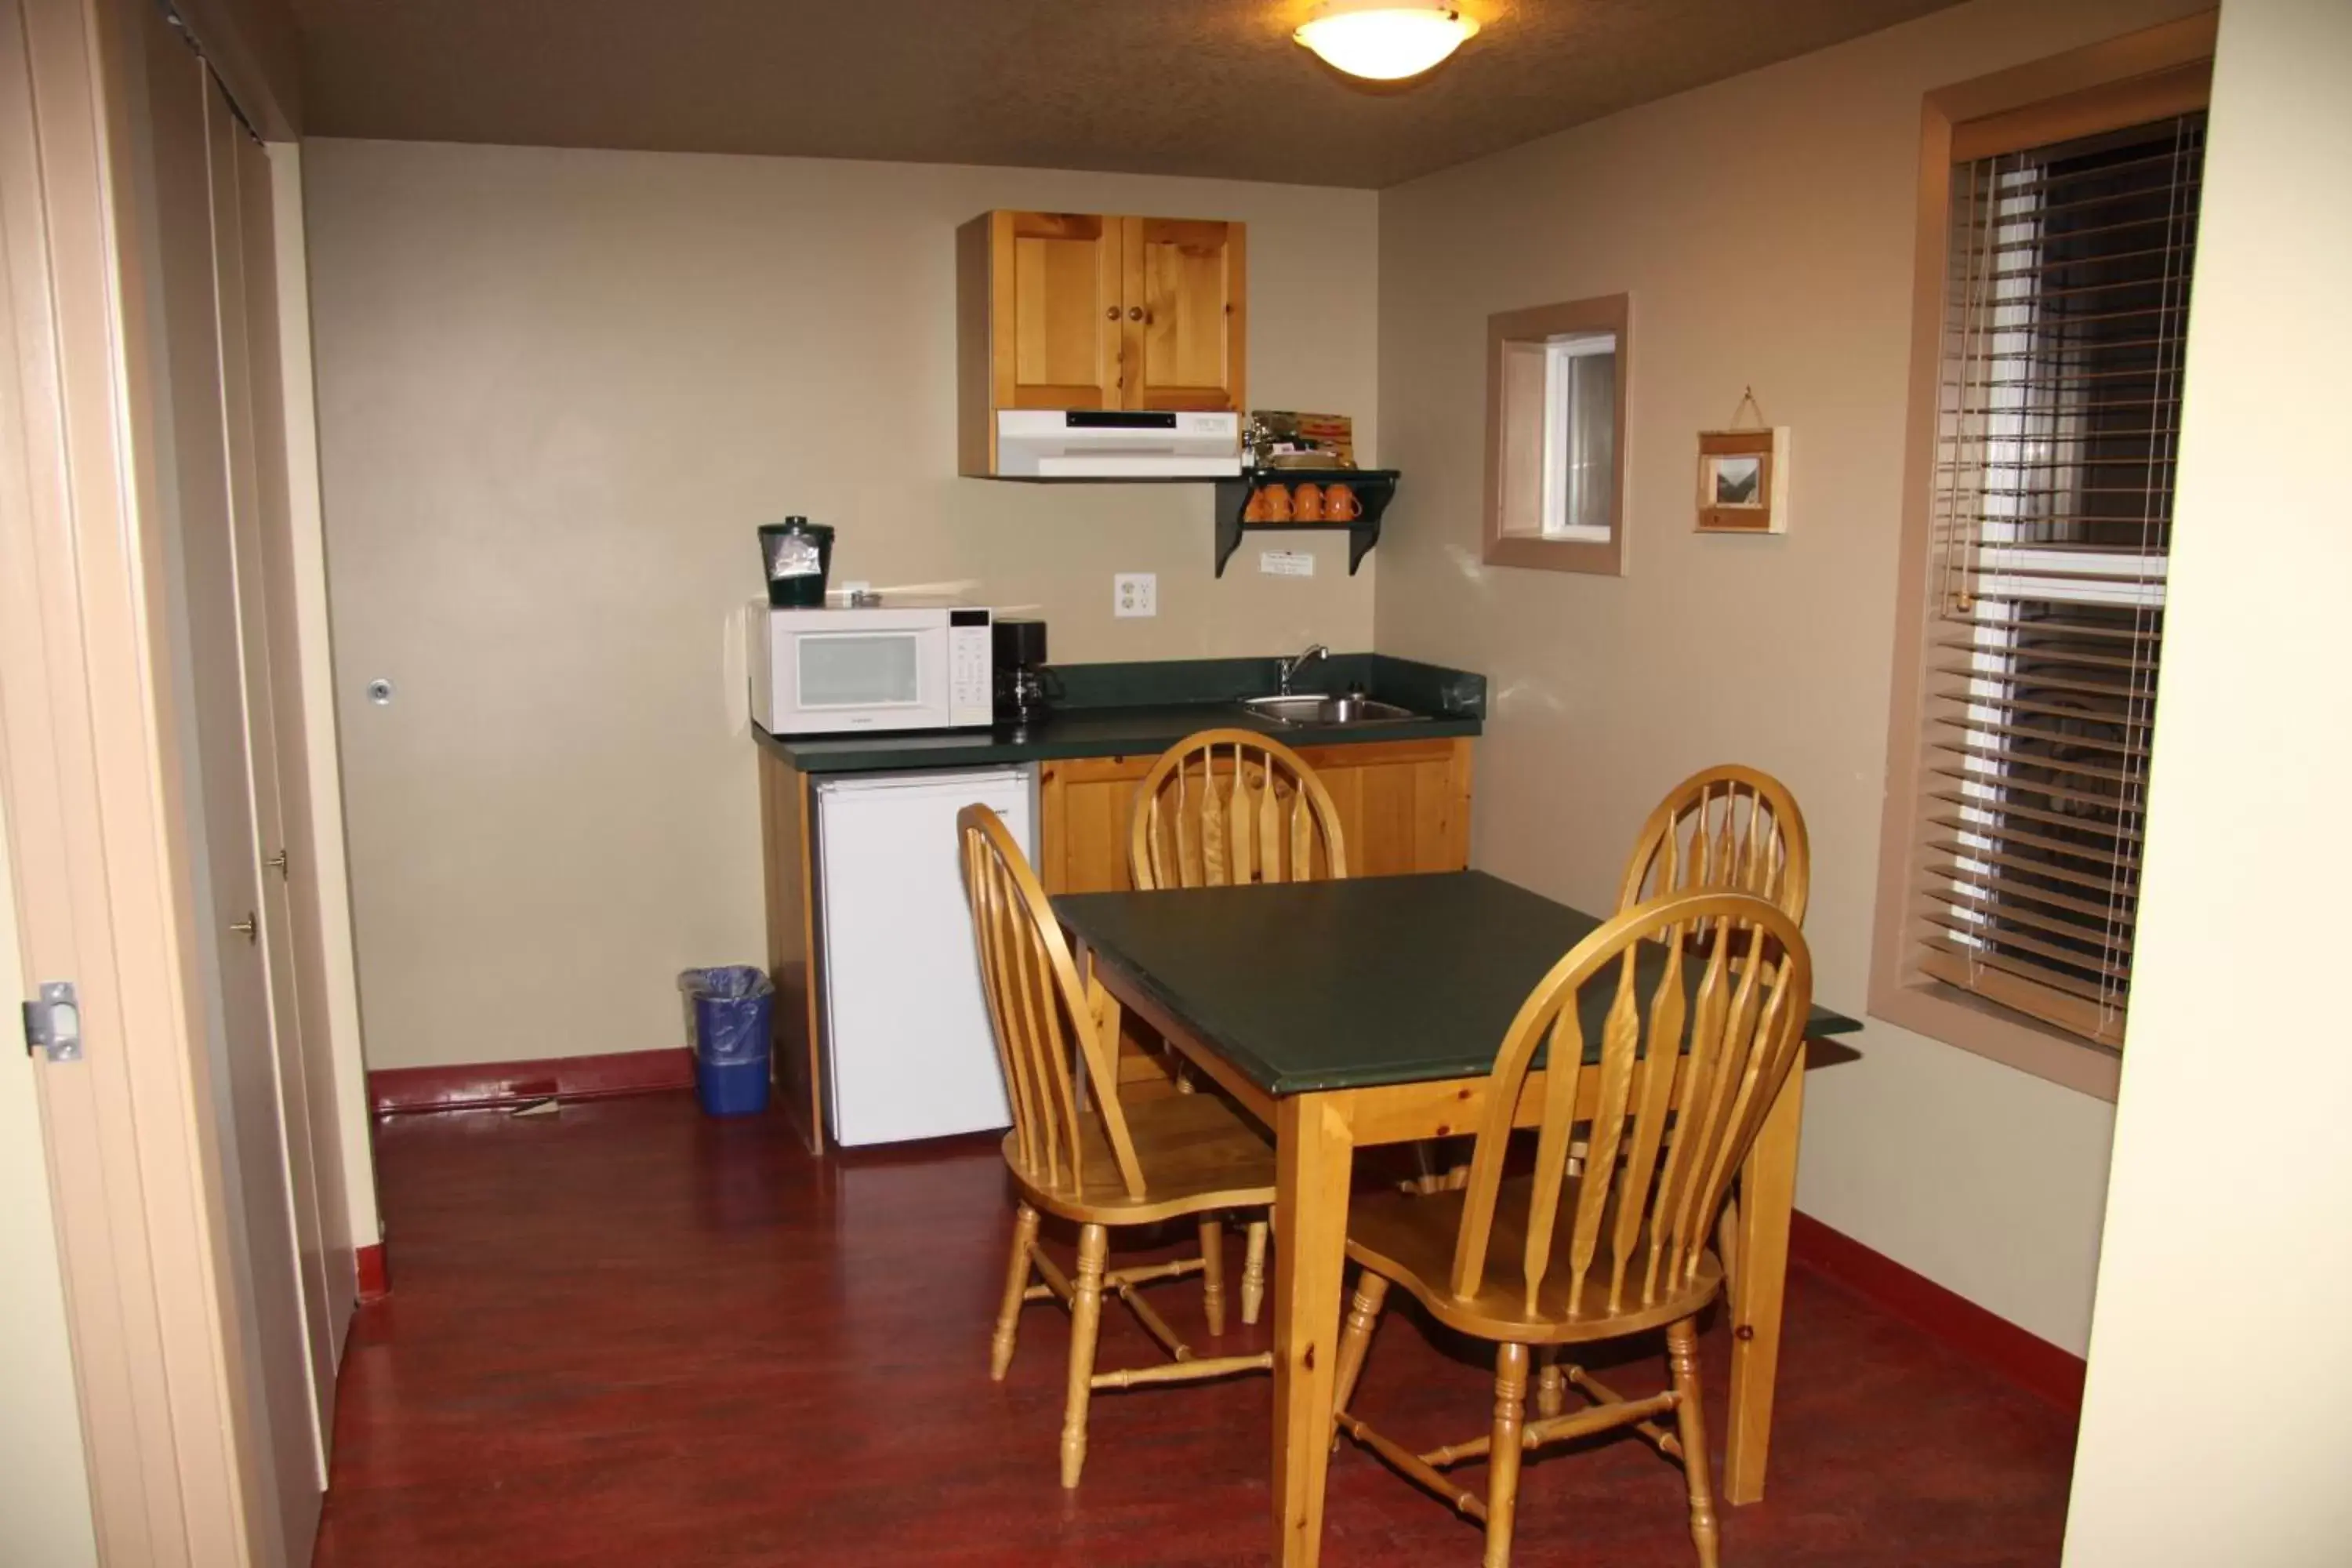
(133, 9), (328, 1561)
(817, 770), (1031, 1146)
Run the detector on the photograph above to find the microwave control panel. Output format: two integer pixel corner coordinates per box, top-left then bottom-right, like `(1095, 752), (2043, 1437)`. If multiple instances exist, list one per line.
(948, 608), (994, 728)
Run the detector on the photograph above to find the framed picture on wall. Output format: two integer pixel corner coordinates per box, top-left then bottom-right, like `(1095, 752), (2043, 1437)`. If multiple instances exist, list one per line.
(1696, 427), (1789, 533)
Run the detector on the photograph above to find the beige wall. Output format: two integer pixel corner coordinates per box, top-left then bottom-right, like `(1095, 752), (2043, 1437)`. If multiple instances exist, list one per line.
(304, 141), (1380, 1070)
(2065, 0), (2352, 1557)
(1373, 0), (2206, 1353)
(0, 794), (100, 1567)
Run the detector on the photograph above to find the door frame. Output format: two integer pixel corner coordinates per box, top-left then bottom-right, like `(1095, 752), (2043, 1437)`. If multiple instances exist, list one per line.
(0, 0), (267, 1559)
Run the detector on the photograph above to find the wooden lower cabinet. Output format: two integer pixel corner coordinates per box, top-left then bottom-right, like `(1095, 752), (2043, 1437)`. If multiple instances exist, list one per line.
(1036, 735), (1475, 895)
(1036, 735), (1476, 1093)
(760, 735), (1476, 1145)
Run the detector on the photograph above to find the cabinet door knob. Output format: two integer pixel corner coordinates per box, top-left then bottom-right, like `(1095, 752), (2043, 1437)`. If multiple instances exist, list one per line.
(266, 849), (289, 877)
(1105, 307), (1119, 321)
(230, 912), (258, 942)
(1127, 307), (1144, 321)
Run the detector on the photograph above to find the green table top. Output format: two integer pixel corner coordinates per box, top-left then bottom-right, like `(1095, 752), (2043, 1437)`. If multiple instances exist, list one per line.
(1054, 871), (1861, 1098)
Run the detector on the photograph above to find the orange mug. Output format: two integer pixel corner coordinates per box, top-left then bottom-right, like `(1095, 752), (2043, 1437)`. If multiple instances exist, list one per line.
(1243, 486), (1269, 522)
(1292, 483), (1323, 522)
(1258, 484), (1293, 522)
(1323, 483), (1360, 521)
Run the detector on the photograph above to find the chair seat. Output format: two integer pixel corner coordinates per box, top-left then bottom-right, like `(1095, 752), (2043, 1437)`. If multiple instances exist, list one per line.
(1006, 1089), (1276, 1225)
(1346, 1175), (1722, 1345)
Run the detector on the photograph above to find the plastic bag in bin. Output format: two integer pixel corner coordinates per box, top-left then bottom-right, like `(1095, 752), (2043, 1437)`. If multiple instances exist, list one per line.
(677, 966), (774, 1065)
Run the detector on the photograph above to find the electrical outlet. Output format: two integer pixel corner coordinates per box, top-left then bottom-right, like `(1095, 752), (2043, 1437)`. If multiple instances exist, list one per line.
(1114, 572), (1157, 619)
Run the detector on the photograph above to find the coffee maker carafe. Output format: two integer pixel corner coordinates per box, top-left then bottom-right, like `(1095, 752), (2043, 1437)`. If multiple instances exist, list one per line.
(993, 619), (1053, 729)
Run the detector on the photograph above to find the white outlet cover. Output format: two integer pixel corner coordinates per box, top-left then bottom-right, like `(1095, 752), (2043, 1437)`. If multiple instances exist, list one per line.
(1258, 550), (1316, 578)
(1114, 572), (1157, 618)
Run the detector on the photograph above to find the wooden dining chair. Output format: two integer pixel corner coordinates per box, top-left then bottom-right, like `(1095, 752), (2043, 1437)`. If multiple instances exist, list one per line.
(1606, 763), (1810, 1360)
(1123, 728), (1348, 1313)
(1127, 727), (1349, 891)
(959, 804), (1276, 1488)
(1618, 764), (1809, 923)
(1328, 890), (1813, 1568)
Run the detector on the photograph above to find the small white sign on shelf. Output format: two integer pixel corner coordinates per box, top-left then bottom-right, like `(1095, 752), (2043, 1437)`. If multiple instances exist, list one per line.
(1258, 550), (1316, 579)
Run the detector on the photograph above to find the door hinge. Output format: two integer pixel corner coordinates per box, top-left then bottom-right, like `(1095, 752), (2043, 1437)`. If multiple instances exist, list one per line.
(22, 981), (83, 1064)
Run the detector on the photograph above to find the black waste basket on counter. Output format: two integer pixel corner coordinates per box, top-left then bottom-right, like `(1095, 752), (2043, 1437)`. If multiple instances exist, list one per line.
(758, 517), (834, 608)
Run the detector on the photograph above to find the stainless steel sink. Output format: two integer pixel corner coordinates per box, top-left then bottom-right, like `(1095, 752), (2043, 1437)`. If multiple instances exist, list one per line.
(1238, 694), (1428, 728)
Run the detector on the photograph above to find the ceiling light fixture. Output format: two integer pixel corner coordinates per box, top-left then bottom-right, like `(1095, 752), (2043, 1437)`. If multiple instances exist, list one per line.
(1294, 2), (1479, 82)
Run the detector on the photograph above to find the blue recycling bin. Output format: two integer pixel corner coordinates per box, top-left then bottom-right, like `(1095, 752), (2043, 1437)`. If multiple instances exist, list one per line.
(678, 967), (774, 1116)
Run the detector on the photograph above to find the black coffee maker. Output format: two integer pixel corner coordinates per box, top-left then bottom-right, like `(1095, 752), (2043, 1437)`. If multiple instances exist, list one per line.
(993, 619), (1053, 729)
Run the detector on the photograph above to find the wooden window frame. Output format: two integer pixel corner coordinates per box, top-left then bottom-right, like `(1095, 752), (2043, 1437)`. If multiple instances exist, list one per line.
(1867, 13), (2216, 1102)
(1483, 293), (1630, 575)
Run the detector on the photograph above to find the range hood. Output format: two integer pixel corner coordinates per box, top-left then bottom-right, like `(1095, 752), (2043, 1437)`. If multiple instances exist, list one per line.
(993, 410), (1241, 480)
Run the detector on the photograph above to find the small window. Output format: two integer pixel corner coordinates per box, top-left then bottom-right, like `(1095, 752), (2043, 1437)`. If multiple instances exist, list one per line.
(1485, 294), (1629, 575)
(1543, 336), (1617, 541)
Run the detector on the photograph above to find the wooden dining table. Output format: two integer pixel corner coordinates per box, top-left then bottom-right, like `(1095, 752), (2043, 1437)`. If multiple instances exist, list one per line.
(1055, 869), (1860, 1568)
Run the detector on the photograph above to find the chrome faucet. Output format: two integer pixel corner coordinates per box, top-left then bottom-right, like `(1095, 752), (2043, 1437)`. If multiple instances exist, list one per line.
(1276, 643), (1330, 696)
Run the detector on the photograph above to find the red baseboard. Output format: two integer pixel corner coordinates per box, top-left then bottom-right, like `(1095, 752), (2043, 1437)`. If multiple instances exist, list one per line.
(368, 1047), (694, 1116)
(356, 1242), (390, 1301)
(1790, 1210), (2085, 1414)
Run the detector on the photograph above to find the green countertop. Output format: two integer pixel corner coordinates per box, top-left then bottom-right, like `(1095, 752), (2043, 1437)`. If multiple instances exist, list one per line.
(1054, 871), (1860, 1097)
(755, 652), (1484, 775)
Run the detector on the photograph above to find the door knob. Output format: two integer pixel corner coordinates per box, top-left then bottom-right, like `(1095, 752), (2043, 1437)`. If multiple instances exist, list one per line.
(1105, 307), (1118, 321)
(266, 849), (289, 878)
(230, 913), (258, 942)
(1127, 307), (1143, 321)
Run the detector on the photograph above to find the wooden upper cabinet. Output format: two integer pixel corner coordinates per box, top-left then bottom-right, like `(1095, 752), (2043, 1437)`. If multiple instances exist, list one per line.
(1000, 212), (1120, 411)
(1120, 216), (1246, 414)
(958, 209), (1248, 475)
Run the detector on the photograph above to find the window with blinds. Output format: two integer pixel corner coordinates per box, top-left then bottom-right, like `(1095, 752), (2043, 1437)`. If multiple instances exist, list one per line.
(1908, 110), (2205, 1050)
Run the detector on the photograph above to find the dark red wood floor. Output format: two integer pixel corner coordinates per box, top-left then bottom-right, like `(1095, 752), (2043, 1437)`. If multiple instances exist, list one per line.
(315, 1094), (2077, 1566)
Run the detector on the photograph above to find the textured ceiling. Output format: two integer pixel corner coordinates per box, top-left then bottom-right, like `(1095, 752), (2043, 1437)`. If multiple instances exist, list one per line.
(291, 0), (1965, 188)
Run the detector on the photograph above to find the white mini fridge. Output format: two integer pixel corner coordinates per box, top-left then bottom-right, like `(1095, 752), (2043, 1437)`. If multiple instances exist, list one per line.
(813, 767), (1033, 1146)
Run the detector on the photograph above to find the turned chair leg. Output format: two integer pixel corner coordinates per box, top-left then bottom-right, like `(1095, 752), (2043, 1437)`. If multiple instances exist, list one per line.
(1200, 1217), (1228, 1335)
(1330, 1271), (1391, 1449)
(1061, 1223), (1109, 1489)
(1666, 1317), (1721, 1568)
(991, 1202), (1040, 1380)
(1534, 1347), (1565, 1419)
(1240, 1220), (1269, 1326)
(1484, 1342), (1530, 1568)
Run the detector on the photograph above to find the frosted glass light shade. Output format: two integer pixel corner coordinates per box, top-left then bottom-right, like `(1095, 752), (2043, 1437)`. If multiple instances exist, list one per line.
(1294, 3), (1479, 82)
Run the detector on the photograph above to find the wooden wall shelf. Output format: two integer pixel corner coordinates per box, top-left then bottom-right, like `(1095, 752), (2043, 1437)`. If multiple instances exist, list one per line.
(1212, 468), (1399, 578)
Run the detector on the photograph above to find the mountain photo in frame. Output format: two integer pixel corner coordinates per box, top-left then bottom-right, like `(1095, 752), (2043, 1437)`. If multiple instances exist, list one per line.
(1696, 426), (1789, 533)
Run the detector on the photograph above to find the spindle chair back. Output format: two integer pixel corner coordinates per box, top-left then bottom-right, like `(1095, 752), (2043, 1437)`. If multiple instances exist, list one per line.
(1617, 764), (1809, 924)
(1128, 728), (1348, 891)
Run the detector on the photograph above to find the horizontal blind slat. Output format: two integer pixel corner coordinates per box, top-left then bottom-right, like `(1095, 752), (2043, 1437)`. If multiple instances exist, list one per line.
(1926, 811), (2146, 868)
(1926, 790), (2145, 844)
(1918, 909), (2132, 982)
(1925, 760), (2143, 818)
(1924, 838), (2141, 896)
(1930, 713), (2151, 762)
(1922, 887), (2138, 956)
(1923, 865), (2143, 927)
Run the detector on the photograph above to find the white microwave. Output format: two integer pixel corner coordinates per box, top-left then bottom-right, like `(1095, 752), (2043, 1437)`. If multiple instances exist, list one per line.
(749, 600), (995, 736)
